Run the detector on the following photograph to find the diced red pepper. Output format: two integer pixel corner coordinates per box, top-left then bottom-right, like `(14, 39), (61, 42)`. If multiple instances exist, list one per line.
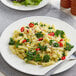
(27, 30), (29, 33)
(58, 42), (63, 47)
(61, 56), (65, 60)
(22, 39), (27, 43)
(60, 39), (63, 41)
(29, 23), (34, 27)
(20, 27), (24, 32)
(36, 48), (40, 51)
(48, 32), (54, 36)
(38, 38), (43, 41)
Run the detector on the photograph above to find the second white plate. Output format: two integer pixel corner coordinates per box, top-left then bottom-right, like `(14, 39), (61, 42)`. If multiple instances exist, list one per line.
(1, 0), (49, 11)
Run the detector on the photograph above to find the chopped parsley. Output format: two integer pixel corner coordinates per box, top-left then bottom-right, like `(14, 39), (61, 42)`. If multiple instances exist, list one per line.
(43, 54), (50, 62)
(34, 22), (38, 25)
(44, 24), (46, 26)
(40, 24), (46, 27)
(48, 27), (53, 29)
(49, 40), (54, 45)
(26, 26), (29, 29)
(60, 31), (65, 38)
(26, 39), (29, 42)
(58, 58), (61, 61)
(24, 38), (29, 42)
(62, 51), (65, 56)
(35, 32), (43, 38)
(55, 30), (65, 38)
(9, 38), (15, 45)
(30, 22), (38, 25)
(38, 43), (47, 51)
(9, 38), (22, 47)
(16, 40), (22, 48)
(19, 33), (23, 36)
(64, 42), (74, 51)
(53, 43), (59, 47)
(33, 51), (36, 55)
(55, 30), (60, 37)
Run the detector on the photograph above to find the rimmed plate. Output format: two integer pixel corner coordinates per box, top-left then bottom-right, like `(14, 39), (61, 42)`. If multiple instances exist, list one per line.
(0, 16), (76, 75)
(0, 0), (49, 11)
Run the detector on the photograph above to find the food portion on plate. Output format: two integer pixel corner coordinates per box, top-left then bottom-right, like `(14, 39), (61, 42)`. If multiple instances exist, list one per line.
(9, 22), (74, 66)
(11, 0), (42, 6)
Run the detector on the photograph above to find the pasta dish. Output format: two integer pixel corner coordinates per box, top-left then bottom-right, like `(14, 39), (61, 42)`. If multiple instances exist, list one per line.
(9, 22), (74, 66)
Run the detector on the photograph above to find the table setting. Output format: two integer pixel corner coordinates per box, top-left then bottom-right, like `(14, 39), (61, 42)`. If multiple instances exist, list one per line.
(0, 0), (76, 76)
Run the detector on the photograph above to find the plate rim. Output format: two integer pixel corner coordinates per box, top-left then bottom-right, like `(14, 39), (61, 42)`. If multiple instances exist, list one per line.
(0, 16), (76, 75)
(0, 0), (49, 11)
(52, 60), (76, 75)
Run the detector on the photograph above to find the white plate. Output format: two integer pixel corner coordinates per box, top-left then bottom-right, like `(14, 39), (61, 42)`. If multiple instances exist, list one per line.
(0, 16), (76, 75)
(0, 0), (49, 11)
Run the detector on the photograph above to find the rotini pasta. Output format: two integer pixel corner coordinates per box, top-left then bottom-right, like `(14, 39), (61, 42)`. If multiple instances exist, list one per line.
(9, 22), (74, 66)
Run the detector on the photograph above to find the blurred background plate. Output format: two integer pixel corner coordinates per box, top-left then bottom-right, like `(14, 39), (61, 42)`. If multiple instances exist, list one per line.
(0, 0), (49, 11)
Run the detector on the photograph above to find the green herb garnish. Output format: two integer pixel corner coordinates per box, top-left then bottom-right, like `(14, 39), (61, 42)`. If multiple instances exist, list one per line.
(30, 22), (38, 25)
(40, 24), (44, 27)
(43, 54), (50, 62)
(64, 42), (74, 51)
(35, 32), (43, 38)
(38, 43), (47, 51)
(40, 24), (46, 27)
(34, 22), (38, 25)
(25, 51), (42, 62)
(53, 43), (59, 47)
(26, 26), (29, 29)
(60, 31), (65, 38)
(49, 40), (54, 45)
(33, 51), (36, 55)
(16, 40), (22, 48)
(26, 39), (29, 42)
(55, 30), (65, 38)
(24, 38), (29, 42)
(9, 38), (15, 45)
(19, 33), (23, 36)
(26, 51), (34, 60)
(62, 52), (65, 56)
(58, 58), (61, 61)
(35, 54), (42, 62)
(48, 27), (53, 29)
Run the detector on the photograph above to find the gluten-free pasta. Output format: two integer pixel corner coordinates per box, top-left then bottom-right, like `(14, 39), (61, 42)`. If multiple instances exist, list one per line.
(9, 22), (74, 66)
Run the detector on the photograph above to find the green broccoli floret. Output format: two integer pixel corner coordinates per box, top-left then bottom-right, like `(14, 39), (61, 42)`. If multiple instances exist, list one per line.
(35, 54), (42, 62)
(43, 54), (50, 62)
(26, 51), (35, 60)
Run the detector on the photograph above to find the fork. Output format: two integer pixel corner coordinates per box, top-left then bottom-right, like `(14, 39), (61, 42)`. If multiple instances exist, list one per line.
(67, 52), (76, 61)
(45, 51), (76, 76)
